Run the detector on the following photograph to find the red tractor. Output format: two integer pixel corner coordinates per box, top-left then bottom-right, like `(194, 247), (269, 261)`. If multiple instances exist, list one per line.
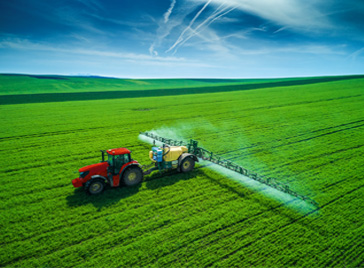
(72, 144), (198, 194)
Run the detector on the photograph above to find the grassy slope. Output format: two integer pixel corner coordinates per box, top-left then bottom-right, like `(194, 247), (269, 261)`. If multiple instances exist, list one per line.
(0, 76), (363, 267)
(1, 73), (362, 96)
(0, 74), (277, 95)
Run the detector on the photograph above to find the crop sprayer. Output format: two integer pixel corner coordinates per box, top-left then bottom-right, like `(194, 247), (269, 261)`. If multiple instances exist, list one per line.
(72, 132), (317, 206)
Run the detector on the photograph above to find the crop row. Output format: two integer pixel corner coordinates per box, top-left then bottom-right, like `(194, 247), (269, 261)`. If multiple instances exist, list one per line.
(1, 77), (364, 266)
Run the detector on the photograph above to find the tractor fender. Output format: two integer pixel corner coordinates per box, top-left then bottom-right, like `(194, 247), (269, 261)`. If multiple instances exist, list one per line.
(177, 153), (199, 172)
(91, 175), (109, 185)
(119, 163), (143, 182)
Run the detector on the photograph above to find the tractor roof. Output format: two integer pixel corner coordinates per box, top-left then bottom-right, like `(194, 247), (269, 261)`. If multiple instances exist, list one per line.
(107, 148), (131, 155)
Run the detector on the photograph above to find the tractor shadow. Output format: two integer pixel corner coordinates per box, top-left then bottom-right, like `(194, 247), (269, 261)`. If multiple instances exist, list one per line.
(144, 168), (202, 190)
(66, 169), (201, 210)
(66, 183), (142, 210)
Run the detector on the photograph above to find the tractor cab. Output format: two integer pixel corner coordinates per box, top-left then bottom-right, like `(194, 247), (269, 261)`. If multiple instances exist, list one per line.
(103, 148), (132, 175)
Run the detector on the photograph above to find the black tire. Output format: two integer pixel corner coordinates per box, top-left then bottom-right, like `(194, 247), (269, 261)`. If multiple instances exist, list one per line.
(122, 166), (143, 186)
(180, 157), (195, 173)
(85, 179), (105, 195)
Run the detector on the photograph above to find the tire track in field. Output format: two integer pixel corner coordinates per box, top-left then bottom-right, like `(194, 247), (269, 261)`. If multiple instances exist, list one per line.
(208, 183), (364, 266)
(0, 177), (232, 246)
(0, 142), (44, 152)
(300, 151), (363, 175)
(209, 94), (363, 117)
(196, 94), (363, 122)
(248, 94), (363, 112)
(276, 143), (364, 172)
(1, 154), (96, 177)
(214, 138), (363, 186)
(271, 123), (364, 148)
(5, 165), (291, 266)
(325, 235), (364, 267)
(2, 189), (242, 266)
(1, 186), (225, 255)
(158, 202), (290, 266)
(240, 198), (363, 267)
(105, 196), (289, 267)
(159, 193), (324, 267)
(151, 170), (323, 267)
(288, 150), (364, 193)
(218, 120), (364, 159)
(0, 127), (106, 141)
(196, 118), (364, 161)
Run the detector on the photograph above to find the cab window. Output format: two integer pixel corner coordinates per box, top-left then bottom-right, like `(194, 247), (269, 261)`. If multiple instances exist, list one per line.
(108, 154), (131, 174)
(116, 154), (131, 171)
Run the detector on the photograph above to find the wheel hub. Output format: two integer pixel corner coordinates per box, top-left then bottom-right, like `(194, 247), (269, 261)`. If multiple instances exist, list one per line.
(91, 183), (101, 192)
(183, 161), (190, 169)
(128, 172), (136, 181)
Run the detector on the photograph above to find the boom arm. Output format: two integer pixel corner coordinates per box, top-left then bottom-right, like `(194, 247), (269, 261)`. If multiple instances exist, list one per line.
(140, 131), (318, 206)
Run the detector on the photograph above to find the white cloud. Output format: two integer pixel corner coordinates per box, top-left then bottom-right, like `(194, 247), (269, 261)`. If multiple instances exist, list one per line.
(164, 0), (360, 63)
(153, 0), (333, 57)
(166, 0), (213, 53)
(167, 3), (236, 54)
(231, 44), (347, 56)
(190, 0), (332, 32)
(149, 1), (202, 56)
(0, 37), (219, 71)
(0, 38), (186, 63)
(164, 0), (177, 23)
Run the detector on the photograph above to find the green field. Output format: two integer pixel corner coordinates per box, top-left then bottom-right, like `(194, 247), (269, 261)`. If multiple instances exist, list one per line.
(1, 74), (352, 95)
(1, 74), (364, 267)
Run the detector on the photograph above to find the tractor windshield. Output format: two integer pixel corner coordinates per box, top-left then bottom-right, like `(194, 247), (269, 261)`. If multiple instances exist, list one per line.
(108, 153), (131, 174)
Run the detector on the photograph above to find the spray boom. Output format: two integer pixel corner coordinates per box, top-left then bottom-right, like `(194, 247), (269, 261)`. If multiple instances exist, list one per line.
(140, 131), (318, 207)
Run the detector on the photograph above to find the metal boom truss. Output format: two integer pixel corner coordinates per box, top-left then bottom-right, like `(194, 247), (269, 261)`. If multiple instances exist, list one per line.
(140, 131), (317, 206)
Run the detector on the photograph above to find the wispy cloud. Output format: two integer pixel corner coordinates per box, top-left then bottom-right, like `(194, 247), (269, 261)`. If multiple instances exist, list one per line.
(202, 0), (332, 31)
(166, 0), (213, 53)
(229, 43), (348, 56)
(0, 37), (219, 70)
(151, 0), (339, 57)
(164, 0), (177, 23)
(149, 0), (237, 56)
(149, 1), (202, 56)
(0, 38), (184, 62)
(1, 0), (363, 78)
(168, 5), (236, 54)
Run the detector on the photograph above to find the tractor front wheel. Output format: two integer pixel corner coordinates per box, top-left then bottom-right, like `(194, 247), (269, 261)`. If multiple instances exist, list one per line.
(85, 179), (105, 195)
(123, 167), (143, 186)
(180, 157), (195, 173)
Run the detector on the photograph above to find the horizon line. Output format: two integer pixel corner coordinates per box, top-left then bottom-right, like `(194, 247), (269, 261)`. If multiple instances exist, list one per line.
(1, 72), (364, 80)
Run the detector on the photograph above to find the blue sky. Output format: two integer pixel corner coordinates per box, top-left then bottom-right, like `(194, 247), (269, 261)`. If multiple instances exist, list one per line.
(0, 0), (363, 78)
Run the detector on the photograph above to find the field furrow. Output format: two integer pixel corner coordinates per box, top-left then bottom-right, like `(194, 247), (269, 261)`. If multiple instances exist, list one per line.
(1, 76), (363, 267)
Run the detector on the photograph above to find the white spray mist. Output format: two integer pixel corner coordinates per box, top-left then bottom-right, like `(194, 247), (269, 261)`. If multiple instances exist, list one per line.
(139, 126), (317, 215)
(200, 160), (317, 214)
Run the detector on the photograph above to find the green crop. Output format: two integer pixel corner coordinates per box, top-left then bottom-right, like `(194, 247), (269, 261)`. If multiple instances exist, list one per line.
(0, 75), (363, 267)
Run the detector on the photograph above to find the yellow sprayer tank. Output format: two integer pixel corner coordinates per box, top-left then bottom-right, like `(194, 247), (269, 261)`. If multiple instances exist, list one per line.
(163, 146), (188, 162)
(149, 146), (188, 162)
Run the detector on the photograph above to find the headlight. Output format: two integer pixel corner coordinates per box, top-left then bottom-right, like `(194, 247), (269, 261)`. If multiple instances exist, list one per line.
(79, 171), (90, 178)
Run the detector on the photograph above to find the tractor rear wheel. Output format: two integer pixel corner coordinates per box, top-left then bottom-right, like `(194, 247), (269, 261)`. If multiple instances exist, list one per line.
(123, 166), (143, 186)
(85, 179), (105, 195)
(180, 157), (195, 173)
